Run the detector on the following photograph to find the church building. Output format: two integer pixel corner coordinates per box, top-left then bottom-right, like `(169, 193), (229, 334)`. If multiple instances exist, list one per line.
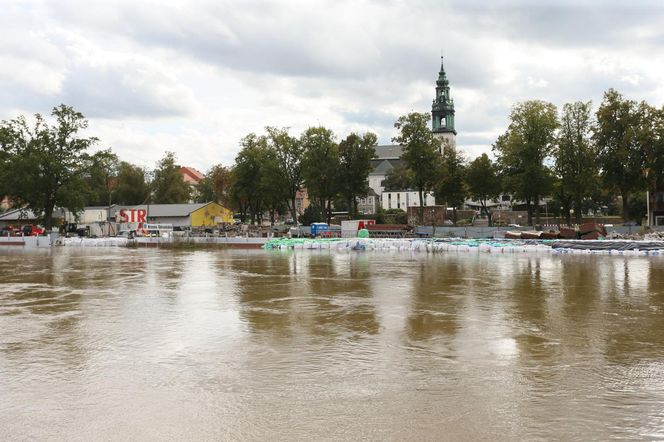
(367, 58), (457, 206)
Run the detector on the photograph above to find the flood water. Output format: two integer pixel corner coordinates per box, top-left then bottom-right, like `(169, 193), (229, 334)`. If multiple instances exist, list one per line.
(1, 248), (664, 440)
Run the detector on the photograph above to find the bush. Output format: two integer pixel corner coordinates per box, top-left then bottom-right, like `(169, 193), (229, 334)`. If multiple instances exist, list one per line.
(383, 209), (407, 224)
(299, 205), (322, 226)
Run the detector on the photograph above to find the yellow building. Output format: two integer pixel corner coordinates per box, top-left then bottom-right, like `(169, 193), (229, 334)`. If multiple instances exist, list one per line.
(190, 202), (233, 227)
(113, 202), (233, 228)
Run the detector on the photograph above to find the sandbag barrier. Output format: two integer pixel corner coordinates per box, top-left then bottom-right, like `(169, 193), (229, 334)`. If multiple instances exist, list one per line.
(264, 237), (664, 256)
(57, 237), (130, 247)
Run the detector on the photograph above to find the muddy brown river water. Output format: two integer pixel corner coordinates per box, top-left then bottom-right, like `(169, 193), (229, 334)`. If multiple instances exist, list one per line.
(1, 248), (664, 440)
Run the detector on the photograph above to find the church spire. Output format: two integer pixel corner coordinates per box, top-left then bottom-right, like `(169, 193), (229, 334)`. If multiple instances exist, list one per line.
(431, 56), (457, 143)
(436, 56), (449, 86)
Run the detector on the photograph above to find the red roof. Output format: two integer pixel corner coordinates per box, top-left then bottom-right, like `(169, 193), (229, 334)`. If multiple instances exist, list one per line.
(178, 166), (205, 184)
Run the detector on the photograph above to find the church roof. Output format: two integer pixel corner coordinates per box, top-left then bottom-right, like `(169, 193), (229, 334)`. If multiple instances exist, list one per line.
(370, 158), (402, 175)
(374, 144), (402, 160)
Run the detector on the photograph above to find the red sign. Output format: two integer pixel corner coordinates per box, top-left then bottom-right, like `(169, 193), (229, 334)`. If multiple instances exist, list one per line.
(118, 209), (146, 223)
(358, 220), (375, 230)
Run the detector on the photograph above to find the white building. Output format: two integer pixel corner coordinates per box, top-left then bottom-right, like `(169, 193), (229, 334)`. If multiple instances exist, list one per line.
(382, 191), (436, 211)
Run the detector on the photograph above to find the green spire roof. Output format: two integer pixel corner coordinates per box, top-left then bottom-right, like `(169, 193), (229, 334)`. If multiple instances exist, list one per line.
(436, 57), (449, 86)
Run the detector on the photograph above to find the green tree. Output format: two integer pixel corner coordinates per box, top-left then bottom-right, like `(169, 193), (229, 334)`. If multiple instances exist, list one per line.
(232, 134), (268, 224)
(392, 112), (442, 224)
(298, 204), (323, 226)
(637, 103), (664, 224)
(0, 105), (98, 229)
(152, 151), (191, 204)
(85, 149), (119, 207)
(193, 176), (216, 203)
(382, 165), (413, 191)
(266, 127), (303, 224)
(466, 153), (501, 226)
(338, 132), (377, 219)
(115, 161), (150, 205)
(194, 164), (235, 208)
(301, 127), (339, 224)
(494, 100), (558, 225)
(554, 101), (598, 224)
(260, 146), (288, 224)
(434, 144), (466, 224)
(594, 89), (647, 222)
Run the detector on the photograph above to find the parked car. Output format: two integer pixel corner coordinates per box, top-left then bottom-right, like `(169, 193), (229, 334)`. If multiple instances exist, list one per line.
(21, 225), (45, 236)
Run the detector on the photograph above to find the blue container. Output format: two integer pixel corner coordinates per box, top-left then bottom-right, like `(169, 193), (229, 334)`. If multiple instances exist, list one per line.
(310, 223), (329, 238)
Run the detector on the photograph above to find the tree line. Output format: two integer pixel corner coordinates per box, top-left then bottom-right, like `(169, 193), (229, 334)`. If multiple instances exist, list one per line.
(2, 88), (662, 229)
(385, 88), (664, 227)
(228, 127), (377, 225)
(0, 105), (200, 228)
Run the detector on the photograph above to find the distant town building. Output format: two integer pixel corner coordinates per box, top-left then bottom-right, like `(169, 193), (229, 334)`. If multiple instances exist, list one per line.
(112, 202), (232, 227)
(382, 191), (436, 211)
(178, 166), (205, 185)
(295, 188), (310, 216)
(357, 188), (380, 215)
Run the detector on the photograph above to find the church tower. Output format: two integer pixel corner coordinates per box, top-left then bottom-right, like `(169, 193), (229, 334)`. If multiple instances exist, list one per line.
(431, 57), (456, 149)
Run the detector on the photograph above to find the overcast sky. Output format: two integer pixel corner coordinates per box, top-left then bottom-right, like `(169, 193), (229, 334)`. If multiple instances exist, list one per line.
(2, 0), (664, 172)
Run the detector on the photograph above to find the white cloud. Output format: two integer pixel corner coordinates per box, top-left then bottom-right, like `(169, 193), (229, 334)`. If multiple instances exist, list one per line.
(1, 0), (664, 167)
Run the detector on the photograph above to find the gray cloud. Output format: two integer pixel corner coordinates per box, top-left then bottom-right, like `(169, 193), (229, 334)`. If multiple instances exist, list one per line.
(2, 0), (664, 171)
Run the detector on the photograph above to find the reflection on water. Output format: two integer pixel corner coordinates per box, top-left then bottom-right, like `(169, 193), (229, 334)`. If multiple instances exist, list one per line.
(2, 248), (664, 440)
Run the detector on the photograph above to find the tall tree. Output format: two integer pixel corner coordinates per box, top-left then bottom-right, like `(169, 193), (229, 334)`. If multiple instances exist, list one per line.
(152, 151), (191, 204)
(301, 127), (339, 224)
(392, 112), (442, 224)
(193, 176), (216, 203)
(232, 134), (266, 223)
(493, 100), (558, 225)
(338, 132), (377, 219)
(0, 105), (98, 229)
(434, 144), (466, 224)
(554, 101), (598, 224)
(266, 127), (303, 224)
(466, 153), (501, 226)
(642, 105), (664, 224)
(194, 164), (234, 207)
(115, 161), (150, 205)
(594, 89), (647, 221)
(261, 145), (288, 225)
(85, 149), (119, 207)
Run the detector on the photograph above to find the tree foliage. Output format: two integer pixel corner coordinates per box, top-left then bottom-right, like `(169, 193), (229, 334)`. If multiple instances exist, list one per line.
(266, 127), (303, 224)
(392, 112), (442, 224)
(115, 161), (150, 205)
(85, 149), (119, 207)
(301, 127), (339, 224)
(382, 165), (413, 191)
(434, 144), (466, 224)
(0, 104), (98, 229)
(466, 153), (501, 226)
(554, 101), (598, 224)
(494, 100), (558, 225)
(152, 151), (191, 204)
(338, 132), (377, 219)
(193, 164), (235, 207)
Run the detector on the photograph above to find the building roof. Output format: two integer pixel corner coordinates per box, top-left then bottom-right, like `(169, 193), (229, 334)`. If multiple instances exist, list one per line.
(112, 202), (217, 218)
(374, 144), (403, 160)
(370, 158), (401, 175)
(0, 207), (65, 221)
(178, 166), (205, 185)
